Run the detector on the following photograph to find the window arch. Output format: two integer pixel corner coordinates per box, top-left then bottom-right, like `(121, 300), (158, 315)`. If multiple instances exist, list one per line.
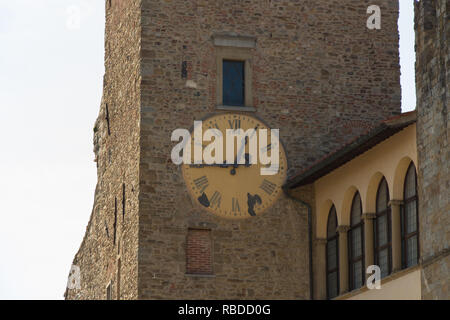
(326, 205), (339, 299)
(348, 192), (364, 291)
(374, 177), (392, 278)
(402, 162), (419, 268)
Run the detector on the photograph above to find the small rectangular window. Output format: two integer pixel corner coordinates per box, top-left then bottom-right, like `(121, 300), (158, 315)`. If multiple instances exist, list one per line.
(186, 229), (213, 275)
(223, 60), (245, 106)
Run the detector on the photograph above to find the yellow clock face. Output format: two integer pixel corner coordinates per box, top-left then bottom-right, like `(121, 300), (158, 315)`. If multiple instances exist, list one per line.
(182, 113), (288, 219)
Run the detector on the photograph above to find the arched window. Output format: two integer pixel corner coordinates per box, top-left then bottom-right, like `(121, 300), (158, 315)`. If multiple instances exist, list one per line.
(402, 163), (419, 268)
(374, 177), (392, 278)
(348, 192), (364, 291)
(326, 206), (339, 299)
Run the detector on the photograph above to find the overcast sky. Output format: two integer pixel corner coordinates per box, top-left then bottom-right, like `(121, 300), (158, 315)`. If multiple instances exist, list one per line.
(0, 1), (416, 299)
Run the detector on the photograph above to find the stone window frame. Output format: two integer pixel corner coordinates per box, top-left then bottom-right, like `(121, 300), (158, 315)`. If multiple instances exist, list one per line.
(213, 34), (256, 112)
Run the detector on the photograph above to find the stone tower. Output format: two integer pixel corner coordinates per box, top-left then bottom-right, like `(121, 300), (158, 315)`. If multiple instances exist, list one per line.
(415, 0), (449, 300)
(66, 0), (401, 300)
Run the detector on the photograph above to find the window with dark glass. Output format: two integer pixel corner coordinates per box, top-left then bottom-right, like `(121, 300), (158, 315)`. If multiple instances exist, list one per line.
(326, 206), (339, 299)
(374, 178), (392, 278)
(402, 163), (419, 268)
(348, 192), (364, 291)
(223, 60), (245, 106)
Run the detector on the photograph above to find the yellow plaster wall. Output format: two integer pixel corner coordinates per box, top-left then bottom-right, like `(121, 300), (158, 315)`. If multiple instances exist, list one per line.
(346, 268), (422, 300)
(315, 124), (417, 238)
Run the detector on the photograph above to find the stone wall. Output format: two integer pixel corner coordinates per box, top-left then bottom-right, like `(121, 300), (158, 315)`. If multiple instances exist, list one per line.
(138, 0), (400, 299)
(65, 0), (142, 300)
(415, 0), (450, 300)
(66, 0), (402, 300)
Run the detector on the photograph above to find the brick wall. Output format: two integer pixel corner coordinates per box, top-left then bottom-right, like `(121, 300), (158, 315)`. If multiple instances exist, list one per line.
(415, 0), (450, 300)
(186, 229), (213, 275)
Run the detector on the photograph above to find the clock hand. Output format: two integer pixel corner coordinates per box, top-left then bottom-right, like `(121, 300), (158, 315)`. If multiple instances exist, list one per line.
(234, 136), (248, 166)
(232, 126), (258, 171)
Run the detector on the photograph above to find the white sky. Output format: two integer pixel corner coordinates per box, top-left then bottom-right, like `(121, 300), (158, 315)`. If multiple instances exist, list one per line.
(0, 1), (416, 299)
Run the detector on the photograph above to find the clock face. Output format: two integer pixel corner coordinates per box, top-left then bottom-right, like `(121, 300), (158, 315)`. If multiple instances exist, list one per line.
(182, 113), (288, 219)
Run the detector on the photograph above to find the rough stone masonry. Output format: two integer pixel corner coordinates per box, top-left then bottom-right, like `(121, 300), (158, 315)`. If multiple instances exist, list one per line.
(66, 0), (401, 300)
(415, 0), (450, 300)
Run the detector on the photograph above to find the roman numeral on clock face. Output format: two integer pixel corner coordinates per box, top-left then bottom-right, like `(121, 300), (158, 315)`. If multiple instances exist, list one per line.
(232, 198), (241, 213)
(260, 179), (276, 195)
(209, 123), (222, 138)
(194, 176), (209, 194)
(210, 191), (222, 208)
(228, 119), (241, 130)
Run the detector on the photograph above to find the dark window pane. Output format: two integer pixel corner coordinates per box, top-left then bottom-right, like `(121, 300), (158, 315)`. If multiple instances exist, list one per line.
(326, 205), (339, 299)
(327, 239), (338, 270)
(377, 179), (388, 211)
(351, 226), (362, 257)
(407, 236), (418, 268)
(375, 177), (392, 277)
(223, 60), (245, 106)
(351, 193), (362, 225)
(349, 193), (364, 291)
(377, 214), (388, 246)
(405, 202), (417, 233)
(327, 271), (339, 299)
(402, 163), (419, 269)
(352, 260), (363, 290)
(327, 206), (337, 237)
(404, 164), (417, 198)
(378, 248), (390, 278)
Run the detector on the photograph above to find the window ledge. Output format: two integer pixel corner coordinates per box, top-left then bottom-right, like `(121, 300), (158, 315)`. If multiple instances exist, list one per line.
(217, 105), (256, 112)
(185, 273), (216, 278)
(334, 264), (421, 300)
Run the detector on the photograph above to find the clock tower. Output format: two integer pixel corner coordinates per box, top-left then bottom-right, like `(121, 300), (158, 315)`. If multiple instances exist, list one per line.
(66, 0), (401, 300)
